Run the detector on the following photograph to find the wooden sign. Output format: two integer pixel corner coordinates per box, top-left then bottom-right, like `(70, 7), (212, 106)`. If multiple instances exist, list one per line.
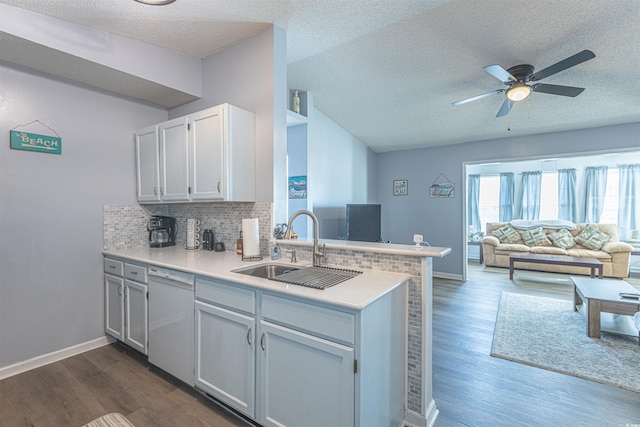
(10, 130), (62, 154)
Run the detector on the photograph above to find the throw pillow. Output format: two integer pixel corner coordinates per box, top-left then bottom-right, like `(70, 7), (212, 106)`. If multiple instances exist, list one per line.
(519, 227), (552, 246)
(574, 224), (610, 250)
(547, 228), (576, 249)
(491, 224), (521, 244)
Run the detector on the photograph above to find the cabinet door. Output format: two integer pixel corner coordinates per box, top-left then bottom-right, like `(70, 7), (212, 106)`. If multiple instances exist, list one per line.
(189, 107), (224, 201)
(135, 125), (161, 202)
(105, 274), (124, 340)
(124, 280), (148, 355)
(159, 117), (190, 201)
(258, 321), (355, 427)
(195, 301), (255, 418)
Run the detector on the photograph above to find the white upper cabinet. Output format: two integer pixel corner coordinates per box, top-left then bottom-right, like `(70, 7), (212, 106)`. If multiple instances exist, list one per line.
(135, 125), (161, 202)
(158, 116), (190, 202)
(135, 103), (255, 203)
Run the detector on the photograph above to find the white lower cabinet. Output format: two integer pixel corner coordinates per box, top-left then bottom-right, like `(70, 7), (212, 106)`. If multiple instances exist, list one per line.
(124, 279), (148, 354)
(104, 258), (148, 355)
(105, 273), (124, 340)
(258, 321), (355, 427)
(193, 275), (406, 427)
(195, 300), (256, 418)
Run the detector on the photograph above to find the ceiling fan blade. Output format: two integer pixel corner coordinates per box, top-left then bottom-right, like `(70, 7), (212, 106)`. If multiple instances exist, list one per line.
(532, 83), (585, 97)
(483, 65), (517, 84)
(452, 89), (504, 106)
(496, 98), (513, 117)
(530, 50), (595, 81)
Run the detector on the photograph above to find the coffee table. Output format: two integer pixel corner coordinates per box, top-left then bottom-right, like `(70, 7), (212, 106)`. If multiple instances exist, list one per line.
(572, 276), (640, 338)
(509, 253), (603, 280)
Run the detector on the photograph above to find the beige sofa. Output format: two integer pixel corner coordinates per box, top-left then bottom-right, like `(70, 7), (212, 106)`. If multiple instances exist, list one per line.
(482, 222), (633, 278)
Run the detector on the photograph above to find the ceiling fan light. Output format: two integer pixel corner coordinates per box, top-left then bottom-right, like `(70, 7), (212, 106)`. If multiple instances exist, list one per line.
(507, 84), (531, 102)
(134, 0), (176, 5)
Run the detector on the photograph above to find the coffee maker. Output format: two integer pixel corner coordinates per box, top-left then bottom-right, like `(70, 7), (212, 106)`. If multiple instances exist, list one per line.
(148, 216), (176, 248)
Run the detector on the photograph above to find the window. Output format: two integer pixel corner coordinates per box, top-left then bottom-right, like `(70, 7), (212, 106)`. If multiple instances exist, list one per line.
(539, 171), (558, 220)
(478, 175), (499, 232)
(600, 168), (619, 224)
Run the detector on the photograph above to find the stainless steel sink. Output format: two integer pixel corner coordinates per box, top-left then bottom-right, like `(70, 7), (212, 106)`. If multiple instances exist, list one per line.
(234, 263), (362, 290)
(269, 266), (362, 290)
(233, 264), (299, 279)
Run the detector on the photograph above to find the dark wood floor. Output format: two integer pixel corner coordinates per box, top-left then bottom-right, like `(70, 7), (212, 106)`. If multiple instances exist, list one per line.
(1, 264), (638, 426)
(432, 264), (640, 427)
(0, 341), (250, 427)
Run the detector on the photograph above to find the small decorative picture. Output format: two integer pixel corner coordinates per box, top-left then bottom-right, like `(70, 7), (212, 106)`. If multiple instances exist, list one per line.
(393, 179), (408, 196)
(430, 182), (455, 198)
(288, 175), (307, 199)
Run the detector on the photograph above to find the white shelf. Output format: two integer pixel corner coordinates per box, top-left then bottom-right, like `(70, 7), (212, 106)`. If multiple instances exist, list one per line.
(286, 109), (307, 127)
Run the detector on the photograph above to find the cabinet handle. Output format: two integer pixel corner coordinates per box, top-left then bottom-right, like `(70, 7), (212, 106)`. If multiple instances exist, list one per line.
(154, 186), (158, 195)
(117, 285), (122, 296)
(109, 265), (115, 269)
(260, 333), (266, 351)
(247, 328), (252, 345)
(160, 186), (165, 195)
(217, 181), (221, 193)
(131, 271), (138, 276)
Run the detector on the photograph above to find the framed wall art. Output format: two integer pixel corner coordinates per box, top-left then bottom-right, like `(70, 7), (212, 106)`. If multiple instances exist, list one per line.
(393, 179), (408, 196)
(430, 173), (455, 198)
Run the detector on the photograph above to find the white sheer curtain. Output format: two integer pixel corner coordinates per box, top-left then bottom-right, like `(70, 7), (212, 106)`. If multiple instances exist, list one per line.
(468, 174), (481, 234)
(557, 168), (577, 222)
(583, 166), (608, 223)
(519, 171), (542, 220)
(499, 172), (514, 222)
(618, 164), (640, 241)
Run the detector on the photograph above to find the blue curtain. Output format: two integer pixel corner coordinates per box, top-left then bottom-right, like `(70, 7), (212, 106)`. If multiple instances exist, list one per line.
(519, 171), (542, 220)
(468, 174), (481, 234)
(618, 164), (640, 241)
(499, 172), (514, 222)
(557, 168), (577, 222)
(583, 166), (608, 223)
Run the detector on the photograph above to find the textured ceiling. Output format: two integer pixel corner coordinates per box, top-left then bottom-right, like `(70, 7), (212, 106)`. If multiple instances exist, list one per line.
(1, 0), (639, 152)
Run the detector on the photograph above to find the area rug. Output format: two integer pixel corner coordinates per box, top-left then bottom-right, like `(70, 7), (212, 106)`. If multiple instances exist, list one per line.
(82, 413), (135, 427)
(491, 292), (640, 393)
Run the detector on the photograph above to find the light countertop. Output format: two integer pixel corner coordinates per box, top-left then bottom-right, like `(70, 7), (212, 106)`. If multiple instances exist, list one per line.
(103, 246), (413, 311)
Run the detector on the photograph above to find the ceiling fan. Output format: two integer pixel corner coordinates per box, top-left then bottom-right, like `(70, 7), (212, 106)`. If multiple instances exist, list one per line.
(452, 50), (595, 117)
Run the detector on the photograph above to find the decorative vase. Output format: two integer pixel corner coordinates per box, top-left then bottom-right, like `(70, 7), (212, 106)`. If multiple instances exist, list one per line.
(293, 90), (300, 114)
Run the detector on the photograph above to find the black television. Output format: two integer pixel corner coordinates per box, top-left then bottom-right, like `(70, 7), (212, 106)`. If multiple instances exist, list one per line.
(346, 204), (381, 242)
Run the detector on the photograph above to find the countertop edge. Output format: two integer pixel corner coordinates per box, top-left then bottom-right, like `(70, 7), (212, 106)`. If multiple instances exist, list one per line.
(274, 238), (451, 257)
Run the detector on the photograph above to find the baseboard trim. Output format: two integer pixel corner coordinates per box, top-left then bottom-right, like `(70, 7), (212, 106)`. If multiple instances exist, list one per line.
(404, 408), (426, 427)
(433, 270), (464, 281)
(0, 336), (113, 380)
(425, 399), (440, 427)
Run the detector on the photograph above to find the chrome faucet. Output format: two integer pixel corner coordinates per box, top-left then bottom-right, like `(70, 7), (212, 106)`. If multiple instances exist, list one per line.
(285, 210), (325, 267)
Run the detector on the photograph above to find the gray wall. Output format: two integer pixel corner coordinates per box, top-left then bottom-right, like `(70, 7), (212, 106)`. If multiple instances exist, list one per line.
(376, 122), (640, 278)
(0, 64), (166, 367)
(170, 26), (288, 215)
(0, 26), (286, 369)
(287, 123), (309, 238)
(308, 109), (378, 239)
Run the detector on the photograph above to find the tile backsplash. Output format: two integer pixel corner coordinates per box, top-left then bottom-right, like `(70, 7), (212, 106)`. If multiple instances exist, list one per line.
(103, 202), (272, 254)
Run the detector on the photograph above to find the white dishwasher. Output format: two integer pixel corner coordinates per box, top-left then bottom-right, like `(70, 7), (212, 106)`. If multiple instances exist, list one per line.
(148, 265), (195, 386)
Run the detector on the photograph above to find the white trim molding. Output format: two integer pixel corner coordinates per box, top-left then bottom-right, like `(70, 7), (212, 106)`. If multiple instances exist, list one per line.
(0, 336), (113, 380)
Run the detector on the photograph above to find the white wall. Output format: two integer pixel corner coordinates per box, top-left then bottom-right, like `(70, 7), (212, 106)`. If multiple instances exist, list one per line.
(307, 108), (377, 239)
(376, 122), (640, 278)
(0, 64), (167, 368)
(287, 123), (309, 238)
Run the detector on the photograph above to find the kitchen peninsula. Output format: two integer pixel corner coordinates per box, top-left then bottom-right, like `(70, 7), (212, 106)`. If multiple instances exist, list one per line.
(103, 238), (450, 427)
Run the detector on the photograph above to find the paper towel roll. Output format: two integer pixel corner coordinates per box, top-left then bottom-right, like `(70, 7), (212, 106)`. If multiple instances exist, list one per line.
(242, 218), (260, 257)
